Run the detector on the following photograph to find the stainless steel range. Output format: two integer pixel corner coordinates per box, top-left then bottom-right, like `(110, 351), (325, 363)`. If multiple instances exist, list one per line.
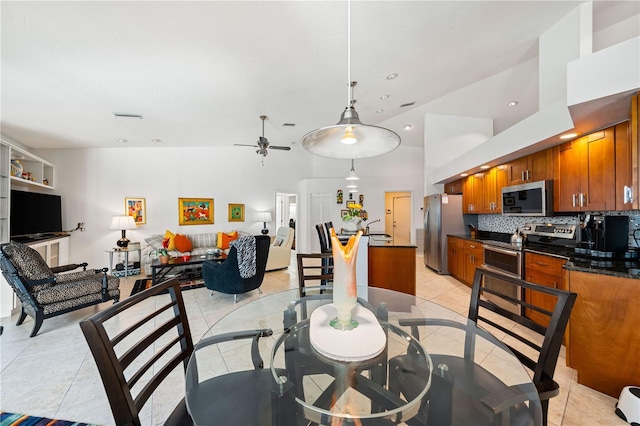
(481, 223), (577, 314)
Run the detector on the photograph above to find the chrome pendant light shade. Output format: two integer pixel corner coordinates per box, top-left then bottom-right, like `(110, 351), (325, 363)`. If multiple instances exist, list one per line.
(301, 0), (400, 159)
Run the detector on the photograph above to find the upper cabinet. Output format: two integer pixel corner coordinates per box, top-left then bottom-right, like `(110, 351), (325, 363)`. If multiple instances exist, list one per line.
(462, 173), (484, 213)
(554, 128), (616, 212)
(480, 166), (508, 214)
(506, 149), (553, 186)
(8, 144), (55, 189)
(445, 179), (464, 195)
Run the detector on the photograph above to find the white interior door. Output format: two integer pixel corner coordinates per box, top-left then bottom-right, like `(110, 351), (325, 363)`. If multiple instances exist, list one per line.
(310, 193), (331, 253)
(386, 192), (412, 244)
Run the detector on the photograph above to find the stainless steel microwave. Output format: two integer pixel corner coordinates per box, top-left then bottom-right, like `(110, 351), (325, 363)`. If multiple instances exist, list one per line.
(501, 180), (553, 217)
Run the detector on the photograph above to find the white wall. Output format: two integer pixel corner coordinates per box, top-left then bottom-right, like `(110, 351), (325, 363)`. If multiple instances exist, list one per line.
(34, 143), (424, 269)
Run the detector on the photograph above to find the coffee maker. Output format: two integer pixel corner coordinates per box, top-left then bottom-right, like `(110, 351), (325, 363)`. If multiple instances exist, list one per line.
(581, 215), (629, 253)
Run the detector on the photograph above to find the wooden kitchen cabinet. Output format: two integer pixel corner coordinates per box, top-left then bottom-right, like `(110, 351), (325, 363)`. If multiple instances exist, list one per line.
(462, 174), (484, 213)
(554, 127), (616, 212)
(507, 149), (553, 186)
(463, 240), (484, 287)
(614, 121), (633, 211)
(524, 252), (566, 327)
(447, 236), (465, 281)
(480, 166), (508, 214)
(567, 269), (640, 398)
(368, 246), (416, 295)
(445, 179), (464, 195)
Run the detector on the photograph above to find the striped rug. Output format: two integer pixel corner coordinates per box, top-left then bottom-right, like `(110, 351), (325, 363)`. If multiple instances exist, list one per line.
(0, 412), (99, 426)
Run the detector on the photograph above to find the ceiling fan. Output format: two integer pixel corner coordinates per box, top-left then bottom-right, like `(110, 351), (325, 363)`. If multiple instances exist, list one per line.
(235, 115), (291, 164)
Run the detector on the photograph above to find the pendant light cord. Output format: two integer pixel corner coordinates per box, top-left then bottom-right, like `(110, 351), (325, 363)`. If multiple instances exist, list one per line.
(347, 0), (352, 106)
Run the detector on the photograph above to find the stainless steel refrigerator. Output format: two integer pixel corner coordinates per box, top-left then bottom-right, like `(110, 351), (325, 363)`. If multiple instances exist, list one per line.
(423, 194), (475, 274)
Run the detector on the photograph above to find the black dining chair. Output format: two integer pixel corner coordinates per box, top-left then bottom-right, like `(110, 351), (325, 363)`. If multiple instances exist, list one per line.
(296, 252), (334, 296)
(389, 266), (577, 426)
(80, 278), (285, 426)
(324, 221), (334, 249)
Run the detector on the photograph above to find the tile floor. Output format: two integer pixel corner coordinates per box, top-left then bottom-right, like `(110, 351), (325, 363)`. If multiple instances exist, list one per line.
(0, 253), (628, 425)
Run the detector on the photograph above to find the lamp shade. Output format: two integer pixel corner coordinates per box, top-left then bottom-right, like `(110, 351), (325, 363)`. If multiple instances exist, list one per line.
(257, 212), (273, 223)
(110, 215), (137, 230)
(301, 104), (401, 159)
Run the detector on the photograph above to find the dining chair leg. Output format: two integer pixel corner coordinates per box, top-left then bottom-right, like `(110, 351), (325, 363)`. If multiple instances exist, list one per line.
(233, 294), (238, 304)
(210, 290), (214, 296)
(258, 288), (263, 295)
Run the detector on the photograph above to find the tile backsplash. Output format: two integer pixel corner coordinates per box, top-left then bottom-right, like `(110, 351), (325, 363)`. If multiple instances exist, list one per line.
(478, 211), (640, 248)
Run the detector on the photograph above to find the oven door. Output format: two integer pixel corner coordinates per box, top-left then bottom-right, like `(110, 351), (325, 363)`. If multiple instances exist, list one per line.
(481, 245), (523, 315)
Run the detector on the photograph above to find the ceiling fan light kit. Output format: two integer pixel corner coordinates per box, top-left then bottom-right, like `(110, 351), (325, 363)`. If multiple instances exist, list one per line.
(301, 0), (400, 159)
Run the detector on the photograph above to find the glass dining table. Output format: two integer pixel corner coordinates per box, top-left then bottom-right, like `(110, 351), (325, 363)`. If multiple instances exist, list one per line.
(185, 287), (542, 425)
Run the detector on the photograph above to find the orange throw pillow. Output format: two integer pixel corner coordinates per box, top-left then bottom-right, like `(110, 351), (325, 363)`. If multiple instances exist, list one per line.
(217, 231), (238, 250)
(174, 234), (193, 252)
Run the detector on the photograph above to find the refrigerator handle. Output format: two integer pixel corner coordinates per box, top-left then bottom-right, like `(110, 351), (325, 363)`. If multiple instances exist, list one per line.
(424, 208), (429, 231)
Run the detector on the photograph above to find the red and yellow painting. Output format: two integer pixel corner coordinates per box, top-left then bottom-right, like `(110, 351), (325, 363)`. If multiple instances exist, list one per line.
(178, 198), (214, 225)
(125, 197), (146, 225)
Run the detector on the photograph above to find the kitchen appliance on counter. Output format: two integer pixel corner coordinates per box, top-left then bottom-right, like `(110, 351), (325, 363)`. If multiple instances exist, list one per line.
(501, 180), (553, 217)
(423, 194), (477, 274)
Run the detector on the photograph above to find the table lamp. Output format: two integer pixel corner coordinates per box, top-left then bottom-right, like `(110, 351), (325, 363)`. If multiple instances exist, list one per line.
(257, 212), (272, 235)
(110, 215), (137, 248)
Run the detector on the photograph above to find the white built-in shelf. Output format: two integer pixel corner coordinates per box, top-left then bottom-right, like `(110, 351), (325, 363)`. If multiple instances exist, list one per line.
(9, 145), (54, 189)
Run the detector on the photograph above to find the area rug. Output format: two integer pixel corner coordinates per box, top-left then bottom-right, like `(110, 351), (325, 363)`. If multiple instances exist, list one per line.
(129, 278), (205, 297)
(0, 412), (98, 426)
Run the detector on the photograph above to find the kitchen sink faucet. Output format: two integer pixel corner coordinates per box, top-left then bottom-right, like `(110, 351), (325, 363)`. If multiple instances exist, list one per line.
(366, 219), (381, 235)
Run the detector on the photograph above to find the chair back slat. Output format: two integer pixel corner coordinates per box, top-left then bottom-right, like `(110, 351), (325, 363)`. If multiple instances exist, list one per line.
(80, 278), (194, 426)
(296, 253), (333, 296)
(470, 267), (576, 384)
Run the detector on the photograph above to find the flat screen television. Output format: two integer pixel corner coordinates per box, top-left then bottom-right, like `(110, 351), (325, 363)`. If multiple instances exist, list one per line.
(10, 190), (63, 237)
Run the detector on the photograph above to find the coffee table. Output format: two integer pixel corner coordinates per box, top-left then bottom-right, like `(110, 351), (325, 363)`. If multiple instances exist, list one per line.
(150, 253), (227, 286)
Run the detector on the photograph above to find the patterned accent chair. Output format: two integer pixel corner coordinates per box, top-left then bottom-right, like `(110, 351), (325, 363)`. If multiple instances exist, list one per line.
(0, 242), (120, 337)
(202, 235), (270, 303)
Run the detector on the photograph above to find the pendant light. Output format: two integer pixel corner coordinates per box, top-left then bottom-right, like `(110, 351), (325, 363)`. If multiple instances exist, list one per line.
(345, 159), (359, 181)
(301, 0), (400, 159)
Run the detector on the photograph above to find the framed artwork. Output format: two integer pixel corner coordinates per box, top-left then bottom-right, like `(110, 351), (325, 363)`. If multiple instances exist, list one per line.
(346, 200), (356, 208)
(341, 209), (349, 218)
(178, 198), (214, 225)
(228, 203), (245, 222)
(125, 197), (146, 225)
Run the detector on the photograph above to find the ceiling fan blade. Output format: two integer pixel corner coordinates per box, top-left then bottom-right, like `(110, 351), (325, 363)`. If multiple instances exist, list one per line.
(234, 144), (258, 147)
(268, 146), (291, 151)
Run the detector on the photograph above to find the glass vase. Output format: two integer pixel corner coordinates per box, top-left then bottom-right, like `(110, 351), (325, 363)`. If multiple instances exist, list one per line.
(329, 229), (362, 330)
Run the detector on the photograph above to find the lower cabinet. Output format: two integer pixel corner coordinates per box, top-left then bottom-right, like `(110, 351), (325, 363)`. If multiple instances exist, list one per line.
(447, 236), (483, 287)
(368, 246), (416, 295)
(567, 269), (640, 398)
(524, 252), (567, 327)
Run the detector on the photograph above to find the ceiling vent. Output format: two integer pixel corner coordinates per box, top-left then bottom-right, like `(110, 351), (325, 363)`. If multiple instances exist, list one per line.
(282, 123), (296, 127)
(400, 102), (416, 108)
(114, 112), (143, 119)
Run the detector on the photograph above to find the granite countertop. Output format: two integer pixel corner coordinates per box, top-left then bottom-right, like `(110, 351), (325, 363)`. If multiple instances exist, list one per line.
(367, 236), (417, 248)
(448, 232), (640, 280)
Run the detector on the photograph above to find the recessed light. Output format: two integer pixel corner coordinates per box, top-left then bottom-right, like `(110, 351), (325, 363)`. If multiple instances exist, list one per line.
(380, 94), (390, 100)
(117, 139), (128, 143)
(480, 165), (490, 169)
(376, 109), (384, 113)
(507, 101), (518, 107)
(151, 139), (161, 143)
(404, 125), (412, 130)
(386, 73), (398, 80)
(560, 133), (578, 139)
(460, 173), (468, 177)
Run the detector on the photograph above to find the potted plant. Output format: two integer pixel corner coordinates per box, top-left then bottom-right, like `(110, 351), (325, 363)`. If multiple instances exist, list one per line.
(342, 203), (367, 232)
(157, 238), (170, 264)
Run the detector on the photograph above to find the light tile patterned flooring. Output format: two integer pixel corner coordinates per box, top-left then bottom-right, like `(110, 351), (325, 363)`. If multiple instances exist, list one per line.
(0, 252), (627, 425)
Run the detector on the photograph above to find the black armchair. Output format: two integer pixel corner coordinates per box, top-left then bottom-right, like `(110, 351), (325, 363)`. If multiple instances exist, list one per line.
(202, 235), (269, 303)
(0, 241), (120, 337)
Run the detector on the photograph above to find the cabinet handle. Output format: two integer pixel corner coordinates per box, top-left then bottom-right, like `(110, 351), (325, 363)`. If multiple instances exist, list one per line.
(526, 170), (530, 181)
(535, 261), (548, 266)
(579, 193), (585, 207)
(553, 281), (558, 289)
(572, 194), (577, 207)
(521, 171), (525, 181)
(469, 245), (476, 249)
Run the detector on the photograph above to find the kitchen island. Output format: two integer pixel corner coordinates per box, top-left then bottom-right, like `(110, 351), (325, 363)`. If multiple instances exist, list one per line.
(367, 234), (417, 295)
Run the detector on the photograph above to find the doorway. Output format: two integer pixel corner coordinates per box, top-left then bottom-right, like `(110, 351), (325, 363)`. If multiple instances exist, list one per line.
(275, 192), (297, 247)
(385, 191), (412, 244)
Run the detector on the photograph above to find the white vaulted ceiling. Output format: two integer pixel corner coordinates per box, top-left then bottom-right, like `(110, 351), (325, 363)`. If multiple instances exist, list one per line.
(1, 1), (638, 152)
